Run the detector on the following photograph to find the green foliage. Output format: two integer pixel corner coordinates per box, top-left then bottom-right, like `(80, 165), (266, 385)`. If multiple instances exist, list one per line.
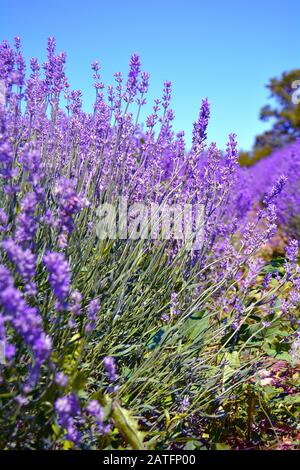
(240, 69), (300, 166)
(238, 147), (273, 167)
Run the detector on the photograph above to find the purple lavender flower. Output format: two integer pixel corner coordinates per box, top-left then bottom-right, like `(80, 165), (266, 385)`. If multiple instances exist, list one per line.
(85, 298), (100, 332)
(54, 178), (89, 235)
(0, 40), (15, 82)
(86, 399), (110, 434)
(0, 264), (51, 374)
(14, 36), (26, 88)
(43, 37), (68, 99)
(103, 356), (117, 382)
(161, 313), (170, 322)
(224, 132), (238, 176)
(0, 208), (8, 232)
(54, 372), (68, 387)
(86, 399), (103, 418)
(126, 53), (141, 100)
(69, 290), (82, 317)
(5, 343), (16, 360)
(55, 395), (73, 419)
(286, 239), (299, 264)
(15, 395), (29, 406)
(55, 393), (82, 445)
(43, 251), (71, 308)
(19, 148), (44, 188)
(2, 238), (37, 295)
(67, 89), (82, 114)
(170, 292), (179, 316)
(138, 71), (150, 97)
(192, 98), (210, 150)
(0, 264), (13, 290)
(181, 395), (190, 412)
(0, 142), (18, 189)
(284, 239), (299, 280)
(161, 80), (172, 110)
(262, 272), (272, 289)
(264, 175), (287, 205)
(241, 258), (264, 293)
(15, 191), (39, 245)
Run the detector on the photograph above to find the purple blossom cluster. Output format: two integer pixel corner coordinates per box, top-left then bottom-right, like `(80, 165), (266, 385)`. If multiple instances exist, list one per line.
(54, 178), (90, 240)
(236, 141), (300, 237)
(0, 264), (51, 384)
(86, 399), (110, 434)
(54, 393), (82, 445)
(2, 238), (37, 294)
(85, 298), (100, 332)
(43, 251), (71, 309)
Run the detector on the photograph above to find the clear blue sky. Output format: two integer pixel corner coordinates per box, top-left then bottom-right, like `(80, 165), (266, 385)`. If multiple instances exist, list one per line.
(2, 0), (300, 150)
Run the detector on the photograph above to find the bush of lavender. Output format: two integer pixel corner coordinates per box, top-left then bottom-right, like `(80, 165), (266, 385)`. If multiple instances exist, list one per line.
(0, 37), (299, 450)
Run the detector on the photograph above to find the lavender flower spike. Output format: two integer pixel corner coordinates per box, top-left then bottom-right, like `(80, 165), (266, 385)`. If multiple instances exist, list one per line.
(43, 251), (71, 308)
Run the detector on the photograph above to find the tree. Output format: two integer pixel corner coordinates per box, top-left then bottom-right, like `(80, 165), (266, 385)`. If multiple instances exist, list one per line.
(239, 70), (300, 167)
(257, 69), (300, 144)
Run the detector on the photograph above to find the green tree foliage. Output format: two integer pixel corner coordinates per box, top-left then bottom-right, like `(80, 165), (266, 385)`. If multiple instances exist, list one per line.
(239, 70), (300, 167)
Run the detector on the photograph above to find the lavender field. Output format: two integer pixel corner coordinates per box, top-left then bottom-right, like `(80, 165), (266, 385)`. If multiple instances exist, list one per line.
(0, 36), (299, 451)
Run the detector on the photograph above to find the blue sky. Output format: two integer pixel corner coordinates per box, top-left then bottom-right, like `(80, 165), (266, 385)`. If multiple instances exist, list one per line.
(2, 0), (300, 150)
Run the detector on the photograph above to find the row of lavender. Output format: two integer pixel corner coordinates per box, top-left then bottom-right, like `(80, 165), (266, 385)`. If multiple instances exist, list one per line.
(0, 37), (299, 449)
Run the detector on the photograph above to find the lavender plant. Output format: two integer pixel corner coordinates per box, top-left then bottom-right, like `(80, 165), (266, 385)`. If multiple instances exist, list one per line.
(0, 37), (299, 450)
